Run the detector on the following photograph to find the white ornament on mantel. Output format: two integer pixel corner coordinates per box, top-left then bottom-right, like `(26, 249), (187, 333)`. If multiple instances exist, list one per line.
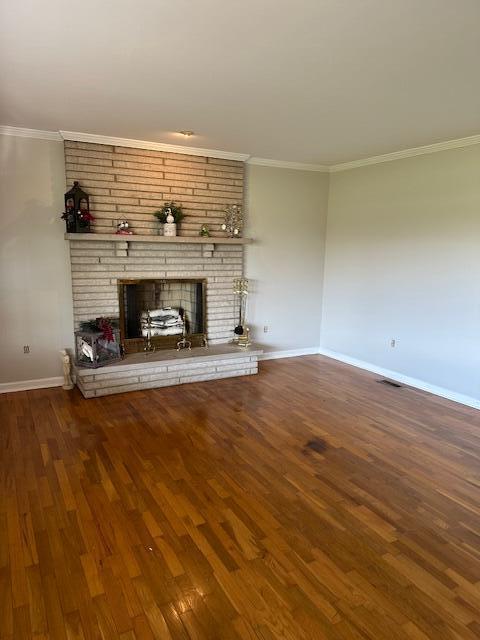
(60, 349), (74, 390)
(163, 209), (177, 237)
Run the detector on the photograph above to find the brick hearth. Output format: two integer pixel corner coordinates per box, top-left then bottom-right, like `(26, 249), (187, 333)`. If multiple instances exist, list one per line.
(73, 344), (261, 398)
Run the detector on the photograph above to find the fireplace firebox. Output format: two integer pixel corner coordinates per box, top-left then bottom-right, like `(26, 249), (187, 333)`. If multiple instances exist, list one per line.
(118, 278), (206, 353)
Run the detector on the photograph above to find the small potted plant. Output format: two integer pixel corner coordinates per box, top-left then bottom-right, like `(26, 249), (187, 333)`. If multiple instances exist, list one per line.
(153, 201), (184, 236)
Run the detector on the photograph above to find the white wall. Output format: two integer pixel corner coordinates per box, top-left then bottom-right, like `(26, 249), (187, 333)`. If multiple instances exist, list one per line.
(3, 132), (480, 407)
(0, 135), (73, 386)
(246, 164), (329, 354)
(321, 145), (480, 401)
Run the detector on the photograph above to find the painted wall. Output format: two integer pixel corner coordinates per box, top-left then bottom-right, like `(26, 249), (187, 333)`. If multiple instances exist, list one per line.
(0, 135), (73, 386)
(321, 145), (480, 401)
(3, 132), (479, 406)
(0, 141), (330, 385)
(246, 164), (329, 353)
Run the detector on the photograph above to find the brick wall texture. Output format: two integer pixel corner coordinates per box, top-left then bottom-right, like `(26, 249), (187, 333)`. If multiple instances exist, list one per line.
(69, 240), (243, 345)
(64, 141), (245, 237)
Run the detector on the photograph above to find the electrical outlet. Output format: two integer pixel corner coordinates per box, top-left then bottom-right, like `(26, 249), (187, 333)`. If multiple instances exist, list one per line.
(23, 345), (30, 354)
(263, 325), (269, 333)
(390, 339), (396, 348)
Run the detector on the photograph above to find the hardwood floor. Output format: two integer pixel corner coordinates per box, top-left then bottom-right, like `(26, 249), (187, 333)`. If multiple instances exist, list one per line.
(1, 355), (480, 639)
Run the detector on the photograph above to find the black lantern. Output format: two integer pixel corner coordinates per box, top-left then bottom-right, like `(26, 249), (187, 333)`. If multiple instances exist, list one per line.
(62, 181), (93, 233)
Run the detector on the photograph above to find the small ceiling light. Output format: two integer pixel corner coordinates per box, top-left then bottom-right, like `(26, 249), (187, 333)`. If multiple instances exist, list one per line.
(179, 130), (194, 137)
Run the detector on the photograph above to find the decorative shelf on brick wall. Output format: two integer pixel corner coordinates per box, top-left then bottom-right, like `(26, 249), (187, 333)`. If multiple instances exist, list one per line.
(65, 232), (251, 258)
(65, 233), (251, 245)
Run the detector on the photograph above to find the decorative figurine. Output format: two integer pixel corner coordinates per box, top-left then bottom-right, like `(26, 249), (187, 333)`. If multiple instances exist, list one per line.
(222, 204), (243, 238)
(199, 224), (210, 237)
(60, 350), (74, 390)
(163, 208), (177, 237)
(116, 220), (133, 235)
(153, 201), (184, 236)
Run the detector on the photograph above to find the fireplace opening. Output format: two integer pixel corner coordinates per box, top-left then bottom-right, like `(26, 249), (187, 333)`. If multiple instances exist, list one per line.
(118, 278), (206, 353)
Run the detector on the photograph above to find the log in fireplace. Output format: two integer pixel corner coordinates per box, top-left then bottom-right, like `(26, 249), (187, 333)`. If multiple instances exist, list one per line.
(118, 278), (206, 353)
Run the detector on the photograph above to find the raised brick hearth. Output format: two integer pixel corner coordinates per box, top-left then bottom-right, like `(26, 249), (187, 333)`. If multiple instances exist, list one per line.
(73, 344), (261, 398)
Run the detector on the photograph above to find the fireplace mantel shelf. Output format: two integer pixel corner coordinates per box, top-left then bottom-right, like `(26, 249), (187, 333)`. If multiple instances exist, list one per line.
(65, 233), (251, 245)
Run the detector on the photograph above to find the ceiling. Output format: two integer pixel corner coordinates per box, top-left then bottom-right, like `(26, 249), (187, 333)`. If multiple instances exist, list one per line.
(1, 0), (480, 165)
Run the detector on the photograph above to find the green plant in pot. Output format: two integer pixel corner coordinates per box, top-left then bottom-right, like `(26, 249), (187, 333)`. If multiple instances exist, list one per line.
(153, 201), (184, 236)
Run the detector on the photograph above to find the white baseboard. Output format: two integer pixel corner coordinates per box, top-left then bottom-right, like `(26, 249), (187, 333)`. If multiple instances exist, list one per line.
(318, 347), (480, 411)
(2, 349), (477, 411)
(0, 376), (64, 394)
(259, 347), (320, 361)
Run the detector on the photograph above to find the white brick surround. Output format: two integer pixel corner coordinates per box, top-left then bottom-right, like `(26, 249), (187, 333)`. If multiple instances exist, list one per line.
(69, 238), (243, 344)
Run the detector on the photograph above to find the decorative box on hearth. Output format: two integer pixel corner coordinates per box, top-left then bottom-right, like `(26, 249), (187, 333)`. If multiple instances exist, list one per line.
(74, 323), (122, 368)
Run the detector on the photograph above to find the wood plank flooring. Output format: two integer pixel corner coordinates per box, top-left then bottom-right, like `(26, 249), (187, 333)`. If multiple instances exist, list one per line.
(1, 355), (480, 639)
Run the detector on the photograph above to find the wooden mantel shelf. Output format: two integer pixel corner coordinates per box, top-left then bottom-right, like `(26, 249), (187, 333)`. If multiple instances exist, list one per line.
(65, 233), (251, 245)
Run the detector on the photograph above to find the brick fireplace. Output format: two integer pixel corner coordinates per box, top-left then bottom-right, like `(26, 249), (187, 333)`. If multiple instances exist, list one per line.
(64, 139), (261, 396)
(69, 237), (243, 345)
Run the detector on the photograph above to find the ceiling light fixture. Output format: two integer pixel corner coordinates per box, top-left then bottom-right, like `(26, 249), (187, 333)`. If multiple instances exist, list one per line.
(179, 130), (194, 137)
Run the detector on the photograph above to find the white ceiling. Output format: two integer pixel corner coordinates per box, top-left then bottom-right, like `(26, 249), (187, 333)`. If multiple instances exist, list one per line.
(1, 0), (480, 165)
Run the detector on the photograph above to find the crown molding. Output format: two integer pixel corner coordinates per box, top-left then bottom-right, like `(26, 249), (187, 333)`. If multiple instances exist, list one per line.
(4, 125), (480, 171)
(329, 133), (480, 172)
(0, 125), (62, 141)
(59, 130), (250, 162)
(248, 156), (329, 172)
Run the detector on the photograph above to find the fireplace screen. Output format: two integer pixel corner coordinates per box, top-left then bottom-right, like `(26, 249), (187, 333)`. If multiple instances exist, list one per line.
(118, 279), (205, 352)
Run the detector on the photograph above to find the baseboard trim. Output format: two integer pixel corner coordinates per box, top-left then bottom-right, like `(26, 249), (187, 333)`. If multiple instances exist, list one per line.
(0, 376), (64, 394)
(2, 351), (476, 410)
(317, 348), (480, 410)
(259, 347), (320, 361)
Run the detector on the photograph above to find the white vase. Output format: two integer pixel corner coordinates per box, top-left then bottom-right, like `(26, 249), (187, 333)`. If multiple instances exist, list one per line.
(163, 222), (177, 237)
